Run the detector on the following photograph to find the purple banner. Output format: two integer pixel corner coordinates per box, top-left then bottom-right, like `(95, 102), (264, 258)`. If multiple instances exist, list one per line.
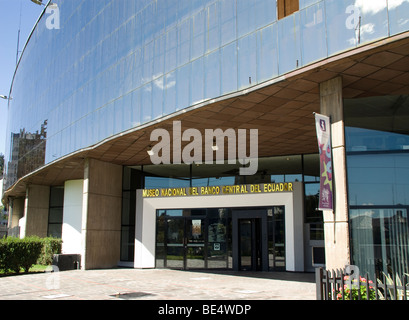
(315, 113), (333, 211)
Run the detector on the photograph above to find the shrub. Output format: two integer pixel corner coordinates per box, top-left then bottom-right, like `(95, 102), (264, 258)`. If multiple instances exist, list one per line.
(0, 237), (43, 273)
(0, 240), (10, 272)
(377, 272), (409, 300)
(20, 237), (44, 272)
(0, 236), (61, 274)
(336, 276), (376, 300)
(37, 237), (62, 265)
(0, 237), (24, 273)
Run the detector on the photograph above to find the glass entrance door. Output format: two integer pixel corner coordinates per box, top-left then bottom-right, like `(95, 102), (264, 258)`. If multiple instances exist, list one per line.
(156, 206), (285, 272)
(165, 218), (185, 269)
(161, 217), (206, 270)
(232, 210), (269, 271)
(267, 206), (286, 270)
(238, 218), (262, 271)
(186, 218), (206, 269)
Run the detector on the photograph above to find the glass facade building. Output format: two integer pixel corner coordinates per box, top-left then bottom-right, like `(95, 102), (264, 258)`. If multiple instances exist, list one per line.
(5, 0), (409, 188)
(3, 0), (409, 276)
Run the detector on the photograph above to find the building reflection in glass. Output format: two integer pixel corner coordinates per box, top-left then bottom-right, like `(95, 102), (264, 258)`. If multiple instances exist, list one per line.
(5, 120), (47, 189)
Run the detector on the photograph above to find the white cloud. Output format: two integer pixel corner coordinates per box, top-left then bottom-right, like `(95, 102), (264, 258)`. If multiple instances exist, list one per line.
(388, 0), (408, 10)
(354, 0), (387, 15)
(360, 23), (375, 35)
(153, 74), (176, 91)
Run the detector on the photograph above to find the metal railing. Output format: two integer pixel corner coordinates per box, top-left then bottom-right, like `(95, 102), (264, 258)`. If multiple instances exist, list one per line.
(316, 267), (409, 300)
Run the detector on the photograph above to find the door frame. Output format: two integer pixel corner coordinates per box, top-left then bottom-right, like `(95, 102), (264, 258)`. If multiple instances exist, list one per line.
(232, 210), (269, 271)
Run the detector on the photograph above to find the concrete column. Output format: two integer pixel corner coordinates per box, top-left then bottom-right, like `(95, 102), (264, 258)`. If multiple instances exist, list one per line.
(24, 185), (50, 238)
(8, 197), (25, 229)
(81, 159), (122, 270)
(62, 180), (83, 254)
(320, 77), (351, 270)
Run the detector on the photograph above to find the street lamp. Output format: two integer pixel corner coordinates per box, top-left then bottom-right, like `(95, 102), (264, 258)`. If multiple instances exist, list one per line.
(30, 0), (56, 7)
(0, 95), (9, 100)
(30, 0), (45, 5)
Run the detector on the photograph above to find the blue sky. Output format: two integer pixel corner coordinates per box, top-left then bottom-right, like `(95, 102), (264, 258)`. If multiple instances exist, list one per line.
(0, 0), (43, 156)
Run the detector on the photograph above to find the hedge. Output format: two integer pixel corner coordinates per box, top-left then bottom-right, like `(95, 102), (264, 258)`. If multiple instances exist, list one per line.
(0, 237), (62, 274)
(37, 237), (63, 265)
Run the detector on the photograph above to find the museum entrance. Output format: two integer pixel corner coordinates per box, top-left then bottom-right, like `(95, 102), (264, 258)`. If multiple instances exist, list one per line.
(156, 208), (227, 270)
(155, 206), (285, 271)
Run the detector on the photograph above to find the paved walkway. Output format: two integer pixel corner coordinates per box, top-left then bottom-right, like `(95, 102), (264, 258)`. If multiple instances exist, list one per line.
(0, 268), (316, 300)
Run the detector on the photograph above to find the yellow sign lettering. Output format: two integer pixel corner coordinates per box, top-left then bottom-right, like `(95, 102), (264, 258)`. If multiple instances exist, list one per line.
(143, 183), (294, 198)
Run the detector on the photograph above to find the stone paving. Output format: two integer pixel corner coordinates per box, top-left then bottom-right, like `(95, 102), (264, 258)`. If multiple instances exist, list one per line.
(0, 268), (316, 300)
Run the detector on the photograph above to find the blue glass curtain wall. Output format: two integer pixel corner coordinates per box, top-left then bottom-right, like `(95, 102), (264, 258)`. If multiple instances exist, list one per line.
(345, 95), (409, 279)
(5, 0), (409, 189)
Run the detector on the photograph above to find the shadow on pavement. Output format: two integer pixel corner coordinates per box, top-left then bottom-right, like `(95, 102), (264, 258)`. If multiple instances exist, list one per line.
(167, 269), (316, 283)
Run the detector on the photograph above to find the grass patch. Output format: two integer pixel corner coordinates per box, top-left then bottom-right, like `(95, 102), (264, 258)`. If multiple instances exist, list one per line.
(29, 264), (49, 273)
(0, 264), (49, 277)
